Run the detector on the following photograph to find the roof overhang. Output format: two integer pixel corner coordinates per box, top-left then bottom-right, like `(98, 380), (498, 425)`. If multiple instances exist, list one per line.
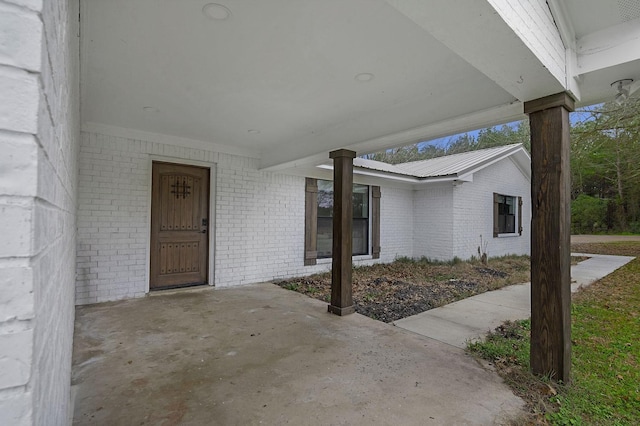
(79, 0), (639, 171)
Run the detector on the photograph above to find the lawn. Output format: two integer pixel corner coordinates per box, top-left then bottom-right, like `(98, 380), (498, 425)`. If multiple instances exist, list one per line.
(468, 241), (640, 425)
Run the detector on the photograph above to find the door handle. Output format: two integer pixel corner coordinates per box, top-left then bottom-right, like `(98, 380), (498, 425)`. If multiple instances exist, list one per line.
(200, 230), (207, 234)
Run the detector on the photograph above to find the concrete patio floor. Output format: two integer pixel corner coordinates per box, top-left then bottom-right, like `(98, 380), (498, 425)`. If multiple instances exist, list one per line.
(72, 283), (525, 425)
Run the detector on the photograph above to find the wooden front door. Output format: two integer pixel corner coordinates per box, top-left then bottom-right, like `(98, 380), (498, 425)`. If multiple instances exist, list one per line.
(150, 162), (210, 290)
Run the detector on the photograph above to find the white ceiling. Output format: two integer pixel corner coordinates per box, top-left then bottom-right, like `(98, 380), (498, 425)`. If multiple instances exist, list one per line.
(564, 0), (640, 37)
(80, 0), (640, 170)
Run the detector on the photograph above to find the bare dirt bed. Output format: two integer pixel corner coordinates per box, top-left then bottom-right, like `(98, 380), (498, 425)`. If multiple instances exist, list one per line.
(276, 256), (531, 322)
(571, 241), (640, 257)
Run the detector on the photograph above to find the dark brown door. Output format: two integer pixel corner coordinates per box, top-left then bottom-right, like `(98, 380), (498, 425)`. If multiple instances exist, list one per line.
(150, 162), (209, 290)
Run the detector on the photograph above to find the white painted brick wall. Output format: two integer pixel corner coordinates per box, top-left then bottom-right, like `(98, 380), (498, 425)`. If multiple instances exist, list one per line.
(488, 0), (565, 84)
(76, 127), (531, 304)
(379, 186), (414, 260)
(413, 184), (454, 261)
(453, 157), (531, 260)
(0, 0), (80, 425)
(76, 131), (415, 303)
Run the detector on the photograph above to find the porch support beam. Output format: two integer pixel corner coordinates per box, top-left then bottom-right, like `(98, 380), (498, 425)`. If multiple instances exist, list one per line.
(524, 92), (574, 382)
(328, 149), (356, 316)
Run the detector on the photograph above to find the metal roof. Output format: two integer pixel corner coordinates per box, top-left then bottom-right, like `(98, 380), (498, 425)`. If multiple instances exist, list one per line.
(352, 158), (409, 175)
(355, 144), (529, 180)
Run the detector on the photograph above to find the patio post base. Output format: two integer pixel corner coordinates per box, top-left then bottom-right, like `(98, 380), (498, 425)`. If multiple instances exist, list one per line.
(328, 304), (355, 316)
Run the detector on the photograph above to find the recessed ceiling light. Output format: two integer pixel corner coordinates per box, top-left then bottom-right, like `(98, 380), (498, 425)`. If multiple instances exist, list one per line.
(355, 73), (375, 82)
(248, 129), (260, 134)
(143, 106), (159, 113)
(202, 3), (231, 20)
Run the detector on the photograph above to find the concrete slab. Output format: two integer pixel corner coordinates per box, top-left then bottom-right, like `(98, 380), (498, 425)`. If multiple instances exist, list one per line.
(395, 294), (530, 349)
(411, 299), (528, 331)
(467, 283), (531, 310)
(571, 253), (635, 289)
(396, 253), (635, 349)
(72, 283), (525, 425)
(394, 315), (487, 348)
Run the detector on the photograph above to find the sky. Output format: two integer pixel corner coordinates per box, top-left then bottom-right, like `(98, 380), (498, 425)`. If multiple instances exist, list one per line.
(415, 106), (600, 151)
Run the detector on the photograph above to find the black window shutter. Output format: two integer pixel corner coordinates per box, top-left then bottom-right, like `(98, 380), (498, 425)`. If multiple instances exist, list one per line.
(518, 196), (523, 236)
(304, 178), (318, 265)
(371, 186), (381, 259)
(493, 192), (499, 237)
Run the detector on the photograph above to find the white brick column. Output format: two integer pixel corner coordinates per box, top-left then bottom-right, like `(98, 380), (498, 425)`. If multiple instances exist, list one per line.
(0, 0), (80, 424)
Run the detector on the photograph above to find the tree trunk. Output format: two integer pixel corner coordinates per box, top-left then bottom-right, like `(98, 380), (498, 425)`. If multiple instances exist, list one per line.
(615, 136), (627, 229)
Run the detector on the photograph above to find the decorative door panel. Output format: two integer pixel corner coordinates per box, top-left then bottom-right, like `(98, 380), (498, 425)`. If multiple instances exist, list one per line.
(150, 162), (209, 289)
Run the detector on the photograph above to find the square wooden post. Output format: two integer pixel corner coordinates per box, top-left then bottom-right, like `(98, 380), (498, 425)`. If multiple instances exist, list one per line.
(524, 92), (574, 382)
(328, 149), (356, 316)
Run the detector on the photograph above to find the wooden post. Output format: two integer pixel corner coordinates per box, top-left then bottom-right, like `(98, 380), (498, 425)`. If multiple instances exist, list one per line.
(328, 149), (356, 316)
(524, 92), (574, 382)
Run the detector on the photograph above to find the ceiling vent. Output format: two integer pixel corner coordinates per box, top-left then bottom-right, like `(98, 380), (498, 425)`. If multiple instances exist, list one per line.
(618, 0), (640, 22)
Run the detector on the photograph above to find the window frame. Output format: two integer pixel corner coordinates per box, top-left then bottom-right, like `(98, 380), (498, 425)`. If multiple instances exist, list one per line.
(316, 180), (369, 259)
(304, 178), (380, 265)
(493, 192), (523, 237)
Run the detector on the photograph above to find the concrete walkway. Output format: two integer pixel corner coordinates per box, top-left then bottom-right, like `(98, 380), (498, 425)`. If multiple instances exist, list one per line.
(394, 253), (635, 348)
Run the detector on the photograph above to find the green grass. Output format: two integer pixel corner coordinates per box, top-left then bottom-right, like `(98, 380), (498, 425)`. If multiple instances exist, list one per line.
(556, 258), (640, 425)
(468, 319), (531, 366)
(467, 253), (640, 425)
(281, 282), (299, 291)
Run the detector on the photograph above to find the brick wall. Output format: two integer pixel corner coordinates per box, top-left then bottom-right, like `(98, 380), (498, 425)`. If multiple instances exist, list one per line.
(76, 128), (532, 303)
(380, 186), (414, 260)
(452, 157), (531, 260)
(413, 184), (454, 261)
(488, 0), (565, 84)
(0, 0), (80, 424)
(76, 131), (414, 304)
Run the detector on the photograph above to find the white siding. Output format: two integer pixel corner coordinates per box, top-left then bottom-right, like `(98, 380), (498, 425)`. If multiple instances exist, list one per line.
(0, 0), (80, 424)
(452, 157), (531, 260)
(76, 131), (415, 304)
(413, 184), (454, 261)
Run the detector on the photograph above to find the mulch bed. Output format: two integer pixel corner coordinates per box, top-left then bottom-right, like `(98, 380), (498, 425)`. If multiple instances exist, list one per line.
(276, 256), (530, 322)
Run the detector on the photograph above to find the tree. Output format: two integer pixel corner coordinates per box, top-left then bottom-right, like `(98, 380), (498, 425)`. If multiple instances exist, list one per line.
(363, 100), (640, 233)
(571, 97), (640, 231)
(362, 120), (530, 165)
(476, 121), (530, 151)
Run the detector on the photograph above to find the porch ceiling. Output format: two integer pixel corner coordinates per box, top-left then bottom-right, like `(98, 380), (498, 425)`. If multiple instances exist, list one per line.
(80, 0), (640, 169)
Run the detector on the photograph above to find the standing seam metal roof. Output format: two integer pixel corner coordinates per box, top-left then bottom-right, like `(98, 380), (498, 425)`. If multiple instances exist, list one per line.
(355, 144), (525, 179)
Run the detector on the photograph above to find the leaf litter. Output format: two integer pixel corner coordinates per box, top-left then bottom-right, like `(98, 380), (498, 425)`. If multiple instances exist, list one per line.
(276, 256), (530, 322)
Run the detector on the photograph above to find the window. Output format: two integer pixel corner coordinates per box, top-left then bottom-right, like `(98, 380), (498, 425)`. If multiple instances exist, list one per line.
(493, 193), (523, 237)
(305, 178), (380, 265)
(317, 180), (369, 258)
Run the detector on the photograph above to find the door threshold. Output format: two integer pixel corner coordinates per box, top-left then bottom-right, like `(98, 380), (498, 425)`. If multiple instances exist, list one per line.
(149, 283), (213, 296)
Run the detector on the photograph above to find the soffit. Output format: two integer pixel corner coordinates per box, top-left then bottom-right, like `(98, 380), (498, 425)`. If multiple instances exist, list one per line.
(554, 0), (640, 104)
(80, 0), (638, 170)
(80, 0), (525, 167)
